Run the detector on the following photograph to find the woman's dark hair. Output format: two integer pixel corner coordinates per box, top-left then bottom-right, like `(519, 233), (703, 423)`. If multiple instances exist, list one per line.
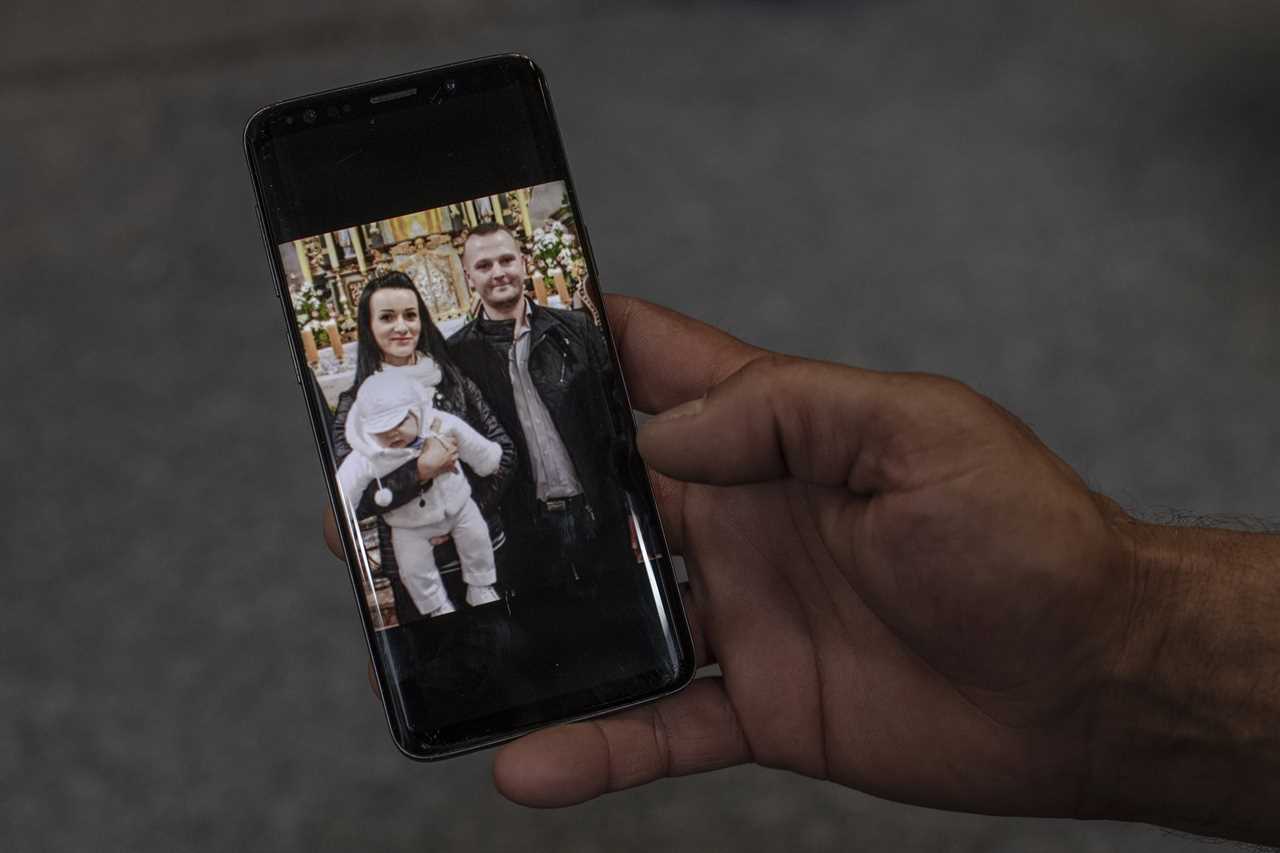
(353, 270), (458, 388)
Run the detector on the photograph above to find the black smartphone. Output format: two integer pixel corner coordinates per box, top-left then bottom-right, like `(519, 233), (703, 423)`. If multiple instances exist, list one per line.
(244, 54), (694, 759)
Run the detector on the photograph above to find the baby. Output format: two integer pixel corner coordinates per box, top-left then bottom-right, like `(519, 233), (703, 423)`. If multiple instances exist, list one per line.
(337, 369), (502, 617)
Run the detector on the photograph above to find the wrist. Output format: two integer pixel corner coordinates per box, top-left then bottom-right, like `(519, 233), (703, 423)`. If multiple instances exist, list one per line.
(1083, 519), (1280, 843)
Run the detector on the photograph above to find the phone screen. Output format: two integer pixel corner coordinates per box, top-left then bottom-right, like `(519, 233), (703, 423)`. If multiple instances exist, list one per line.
(245, 56), (693, 757)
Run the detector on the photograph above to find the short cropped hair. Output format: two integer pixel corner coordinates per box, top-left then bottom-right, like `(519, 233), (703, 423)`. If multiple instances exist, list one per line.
(462, 221), (519, 261)
(468, 221), (515, 240)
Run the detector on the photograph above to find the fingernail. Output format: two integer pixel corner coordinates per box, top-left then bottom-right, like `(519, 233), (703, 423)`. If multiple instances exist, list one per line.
(650, 396), (704, 423)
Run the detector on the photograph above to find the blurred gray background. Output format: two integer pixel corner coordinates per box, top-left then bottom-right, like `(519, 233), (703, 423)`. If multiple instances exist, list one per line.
(3, 0), (1278, 850)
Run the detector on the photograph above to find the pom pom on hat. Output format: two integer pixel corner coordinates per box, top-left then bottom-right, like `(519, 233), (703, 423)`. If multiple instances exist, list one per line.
(374, 486), (393, 507)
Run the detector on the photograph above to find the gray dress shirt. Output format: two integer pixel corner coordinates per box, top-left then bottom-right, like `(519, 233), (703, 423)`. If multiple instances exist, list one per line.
(508, 304), (584, 501)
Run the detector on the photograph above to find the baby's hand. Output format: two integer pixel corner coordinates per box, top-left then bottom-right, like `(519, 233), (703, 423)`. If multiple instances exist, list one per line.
(429, 415), (463, 445)
(416, 435), (460, 482)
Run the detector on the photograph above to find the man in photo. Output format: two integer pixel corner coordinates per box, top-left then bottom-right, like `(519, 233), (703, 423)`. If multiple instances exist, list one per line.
(447, 222), (630, 597)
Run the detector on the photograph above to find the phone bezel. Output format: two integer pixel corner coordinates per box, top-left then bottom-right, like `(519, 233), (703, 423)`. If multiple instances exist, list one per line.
(243, 54), (695, 760)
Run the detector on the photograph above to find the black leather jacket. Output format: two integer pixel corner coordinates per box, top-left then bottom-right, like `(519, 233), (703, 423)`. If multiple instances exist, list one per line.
(332, 361), (516, 576)
(446, 302), (632, 534)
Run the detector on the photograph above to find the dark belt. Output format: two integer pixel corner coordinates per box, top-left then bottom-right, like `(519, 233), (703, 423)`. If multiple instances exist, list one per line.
(538, 494), (586, 513)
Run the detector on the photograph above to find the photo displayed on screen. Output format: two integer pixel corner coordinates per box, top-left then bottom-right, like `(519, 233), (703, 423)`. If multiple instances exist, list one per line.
(278, 180), (657, 635)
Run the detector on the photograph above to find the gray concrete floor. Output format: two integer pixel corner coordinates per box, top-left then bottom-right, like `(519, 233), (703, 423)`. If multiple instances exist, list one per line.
(3, 1), (1278, 850)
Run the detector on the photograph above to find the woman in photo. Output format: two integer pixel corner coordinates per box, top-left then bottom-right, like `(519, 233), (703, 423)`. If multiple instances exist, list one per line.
(332, 270), (516, 625)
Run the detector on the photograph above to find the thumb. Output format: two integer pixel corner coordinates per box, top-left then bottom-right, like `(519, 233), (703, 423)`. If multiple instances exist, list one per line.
(636, 355), (980, 494)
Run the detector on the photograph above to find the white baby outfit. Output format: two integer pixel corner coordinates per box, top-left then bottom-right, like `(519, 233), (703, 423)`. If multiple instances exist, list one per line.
(337, 367), (502, 616)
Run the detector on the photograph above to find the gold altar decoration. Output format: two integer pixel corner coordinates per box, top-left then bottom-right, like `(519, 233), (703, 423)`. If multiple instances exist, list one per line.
(293, 241), (313, 286)
(348, 227), (367, 274)
(391, 243), (471, 325)
(517, 188), (533, 236)
(323, 232), (340, 270)
(285, 185), (601, 358)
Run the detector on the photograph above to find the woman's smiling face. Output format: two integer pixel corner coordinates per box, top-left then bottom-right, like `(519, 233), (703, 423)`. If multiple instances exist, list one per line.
(368, 288), (421, 365)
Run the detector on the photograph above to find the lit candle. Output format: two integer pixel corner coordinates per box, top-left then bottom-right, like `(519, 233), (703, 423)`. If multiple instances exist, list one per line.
(325, 321), (343, 362)
(531, 271), (547, 304)
(301, 328), (319, 365)
(550, 267), (570, 304)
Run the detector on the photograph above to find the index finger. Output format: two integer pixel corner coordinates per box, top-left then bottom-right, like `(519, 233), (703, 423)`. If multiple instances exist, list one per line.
(603, 294), (760, 414)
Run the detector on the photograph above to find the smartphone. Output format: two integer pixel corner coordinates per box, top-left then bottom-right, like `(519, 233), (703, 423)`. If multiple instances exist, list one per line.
(244, 55), (694, 759)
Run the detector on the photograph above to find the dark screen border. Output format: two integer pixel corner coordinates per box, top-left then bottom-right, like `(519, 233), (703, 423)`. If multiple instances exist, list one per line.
(243, 54), (695, 758)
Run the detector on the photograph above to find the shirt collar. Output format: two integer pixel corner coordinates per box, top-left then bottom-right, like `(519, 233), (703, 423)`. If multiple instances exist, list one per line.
(477, 296), (533, 340)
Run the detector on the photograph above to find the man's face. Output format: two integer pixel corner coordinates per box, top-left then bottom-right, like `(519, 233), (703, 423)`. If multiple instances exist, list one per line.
(463, 230), (526, 311)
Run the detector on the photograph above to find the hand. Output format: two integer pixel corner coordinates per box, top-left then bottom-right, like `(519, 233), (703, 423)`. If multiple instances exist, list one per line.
(416, 435), (459, 482)
(493, 295), (1141, 821)
(430, 535), (451, 546)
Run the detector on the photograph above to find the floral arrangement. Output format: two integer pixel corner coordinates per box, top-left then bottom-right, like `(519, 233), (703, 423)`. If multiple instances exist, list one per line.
(292, 278), (336, 348)
(529, 218), (587, 299)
